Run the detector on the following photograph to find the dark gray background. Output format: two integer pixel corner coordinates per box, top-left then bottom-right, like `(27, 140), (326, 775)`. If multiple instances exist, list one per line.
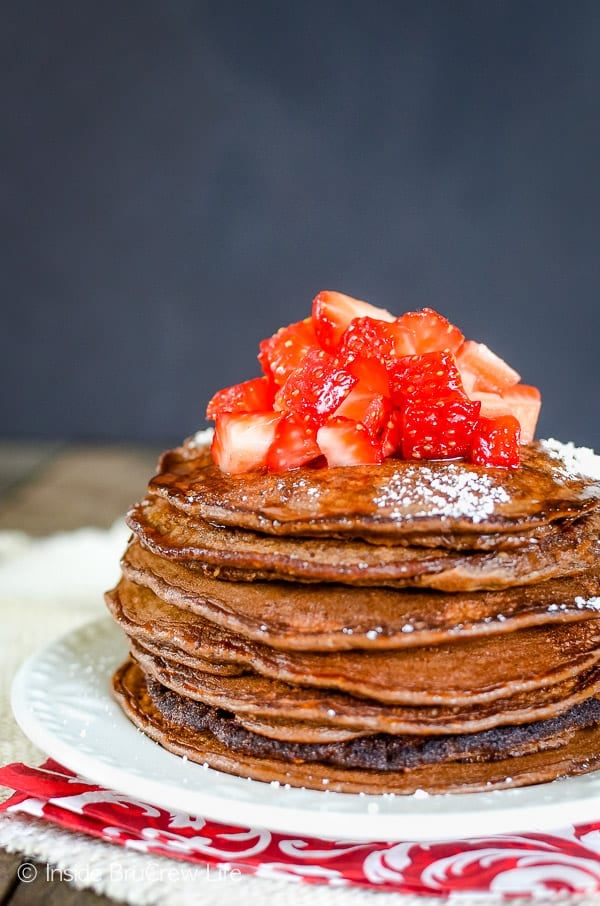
(2, 1), (599, 447)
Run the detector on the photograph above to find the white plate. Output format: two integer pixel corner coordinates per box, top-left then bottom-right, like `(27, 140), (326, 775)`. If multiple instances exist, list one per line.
(11, 617), (600, 842)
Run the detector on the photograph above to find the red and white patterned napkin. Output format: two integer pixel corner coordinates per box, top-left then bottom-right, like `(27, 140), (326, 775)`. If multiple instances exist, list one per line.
(2, 759), (600, 898)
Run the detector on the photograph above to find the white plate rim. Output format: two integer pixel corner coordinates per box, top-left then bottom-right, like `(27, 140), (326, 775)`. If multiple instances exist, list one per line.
(11, 616), (600, 842)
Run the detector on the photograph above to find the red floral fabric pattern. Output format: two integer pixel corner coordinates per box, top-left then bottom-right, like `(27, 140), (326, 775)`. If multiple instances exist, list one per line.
(2, 760), (600, 897)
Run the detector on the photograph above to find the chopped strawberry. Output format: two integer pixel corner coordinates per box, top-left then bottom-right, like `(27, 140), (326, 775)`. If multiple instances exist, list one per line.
(388, 350), (466, 406)
(335, 384), (391, 437)
(206, 292), (539, 474)
(500, 384), (541, 443)
(396, 308), (464, 354)
(274, 348), (357, 424)
(212, 412), (281, 474)
(317, 417), (383, 467)
(469, 391), (512, 420)
(312, 291), (394, 351)
(338, 317), (398, 367)
(344, 354), (390, 395)
(467, 386), (541, 443)
(381, 409), (404, 458)
(456, 341), (520, 394)
(388, 322), (417, 356)
(206, 376), (274, 420)
(258, 318), (318, 386)
(402, 397), (481, 460)
(470, 416), (521, 469)
(266, 414), (322, 471)
(458, 366), (477, 395)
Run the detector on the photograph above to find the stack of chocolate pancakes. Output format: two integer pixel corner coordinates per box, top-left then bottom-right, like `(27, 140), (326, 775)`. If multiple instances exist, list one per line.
(107, 434), (600, 794)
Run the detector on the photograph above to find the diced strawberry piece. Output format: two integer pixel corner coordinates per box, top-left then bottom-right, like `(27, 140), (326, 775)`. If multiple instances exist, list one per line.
(500, 384), (541, 444)
(469, 391), (512, 420)
(396, 308), (464, 354)
(470, 416), (521, 469)
(338, 317), (398, 367)
(402, 397), (481, 460)
(317, 417), (383, 467)
(344, 354), (390, 395)
(312, 291), (394, 351)
(274, 348), (357, 424)
(458, 365), (478, 395)
(206, 376), (274, 420)
(335, 384), (391, 438)
(266, 414), (322, 472)
(211, 412), (281, 474)
(381, 410), (404, 458)
(207, 293), (538, 473)
(456, 340), (521, 393)
(258, 318), (318, 386)
(388, 322), (417, 356)
(388, 351), (466, 406)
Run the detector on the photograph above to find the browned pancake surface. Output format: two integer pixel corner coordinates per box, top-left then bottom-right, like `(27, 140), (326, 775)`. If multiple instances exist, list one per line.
(130, 638), (600, 737)
(143, 667), (600, 769)
(128, 498), (599, 591)
(113, 659), (600, 795)
(148, 441), (600, 540)
(106, 580), (600, 705)
(121, 541), (600, 650)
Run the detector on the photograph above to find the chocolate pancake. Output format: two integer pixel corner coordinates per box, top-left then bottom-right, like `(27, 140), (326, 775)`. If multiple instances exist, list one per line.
(130, 638), (600, 737)
(121, 541), (600, 651)
(113, 659), (600, 794)
(128, 498), (599, 591)
(132, 497), (570, 555)
(143, 666), (600, 768)
(106, 580), (600, 705)
(149, 440), (600, 541)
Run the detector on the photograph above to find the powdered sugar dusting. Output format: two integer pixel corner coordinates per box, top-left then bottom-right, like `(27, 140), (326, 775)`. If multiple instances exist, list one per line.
(575, 595), (600, 611)
(541, 438), (600, 481)
(190, 427), (214, 448)
(373, 462), (511, 524)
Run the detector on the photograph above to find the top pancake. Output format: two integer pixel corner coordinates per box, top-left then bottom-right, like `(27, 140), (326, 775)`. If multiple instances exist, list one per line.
(149, 439), (600, 541)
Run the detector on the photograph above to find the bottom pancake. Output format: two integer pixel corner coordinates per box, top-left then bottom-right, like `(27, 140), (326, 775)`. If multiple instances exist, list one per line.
(113, 658), (600, 795)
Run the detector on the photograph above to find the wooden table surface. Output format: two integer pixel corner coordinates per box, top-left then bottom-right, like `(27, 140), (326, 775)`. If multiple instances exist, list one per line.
(0, 441), (161, 906)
